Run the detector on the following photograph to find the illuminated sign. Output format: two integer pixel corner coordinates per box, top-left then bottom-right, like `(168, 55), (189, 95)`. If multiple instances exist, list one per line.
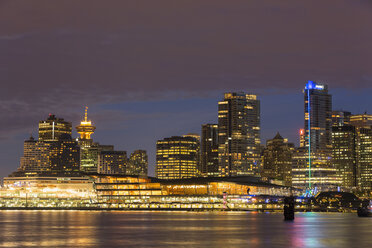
(305, 81), (324, 90)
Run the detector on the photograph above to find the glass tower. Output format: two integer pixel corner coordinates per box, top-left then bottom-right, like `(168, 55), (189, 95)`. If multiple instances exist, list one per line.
(218, 92), (260, 177)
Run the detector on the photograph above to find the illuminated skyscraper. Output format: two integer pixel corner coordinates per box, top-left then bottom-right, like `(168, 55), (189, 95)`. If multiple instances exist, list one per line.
(304, 81), (332, 151)
(155, 136), (199, 179)
(38, 114), (72, 141)
(293, 82), (339, 192)
(332, 113), (372, 193)
(201, 124), (219, 177)
(261, 133), (294, 186)
(128, 150), (148, 176)
(332, 125), (357, 190)
(218, 92), (260, 177)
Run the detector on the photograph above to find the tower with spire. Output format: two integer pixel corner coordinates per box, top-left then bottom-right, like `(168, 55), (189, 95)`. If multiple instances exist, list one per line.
(76, 107), (96, 140)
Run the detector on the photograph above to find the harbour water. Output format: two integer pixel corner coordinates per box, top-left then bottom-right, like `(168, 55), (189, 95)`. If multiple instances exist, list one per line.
(0, 211), (371, 248)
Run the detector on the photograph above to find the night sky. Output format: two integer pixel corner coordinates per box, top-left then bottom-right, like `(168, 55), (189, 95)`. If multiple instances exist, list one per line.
(0, 0), (371, 177)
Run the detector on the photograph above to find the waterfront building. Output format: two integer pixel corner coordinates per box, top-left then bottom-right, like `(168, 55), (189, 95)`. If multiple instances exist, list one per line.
(0, 175), (298, 210)
(128, 150), (148, 176)
(218, 92), (260, 177)
(261, 133), (294, 186)
(98, 151), (128, 174)
(38, 114), (72, 141)
(201, 124), (219, 177)
(1, 176), (95, 208)
(155, 136), (199, 179)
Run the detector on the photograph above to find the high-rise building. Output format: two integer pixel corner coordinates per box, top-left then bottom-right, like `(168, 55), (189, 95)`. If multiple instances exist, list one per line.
(332, 113), (372, 194)
(332, 111), (351, 127)
(357, 127), (372, 193)
(38, 114), (72, 141)
(332, 125), (357, 190)
(19, 136), (51, 173)
(218, 92), (260, 177)
(155, 136), (199, 179)
(293, 82), (339, 192)
(49, 134), (80, 173)
(98, 151), (127, 174)
(304, 81), (332, 151)
(201, 124), (219, 177)
(128, 150), (148, 176)
(261, 133), (294, 186)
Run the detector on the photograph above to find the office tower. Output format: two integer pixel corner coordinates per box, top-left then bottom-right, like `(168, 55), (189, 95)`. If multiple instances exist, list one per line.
(19, 136), (51, 173)
(201, 124), (219, 177)
(293, 82), (339, 191)
(261, 133), (294, 186)
(304, 81), (332, 151)
(332, 125), (357, 190)
(49, 134), (80, 173)
(155, 136), (199, 179)
(98, 151), (128, 174)
(38, 114), (72, 141)
(218, 92), (260, 177)
(332, 111), (351, 127)
(128, 150), (148, 176)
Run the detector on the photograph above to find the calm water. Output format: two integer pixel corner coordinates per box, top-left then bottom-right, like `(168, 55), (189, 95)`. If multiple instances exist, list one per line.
(0, 211), (371, 248)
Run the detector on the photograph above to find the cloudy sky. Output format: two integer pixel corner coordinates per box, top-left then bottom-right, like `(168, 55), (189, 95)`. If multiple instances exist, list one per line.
(0, 0), (371, 177)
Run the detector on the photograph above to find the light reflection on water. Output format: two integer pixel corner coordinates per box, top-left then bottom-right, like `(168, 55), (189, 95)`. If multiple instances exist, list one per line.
(0, 211), (371, 248)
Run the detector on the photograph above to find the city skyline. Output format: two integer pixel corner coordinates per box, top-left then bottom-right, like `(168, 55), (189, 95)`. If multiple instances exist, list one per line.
(1, 86), (371, 179)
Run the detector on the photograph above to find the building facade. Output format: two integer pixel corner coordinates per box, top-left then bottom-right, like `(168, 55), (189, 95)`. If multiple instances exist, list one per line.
(293, 82), (339, 192)
(218, 92), (260, 177)
(261, 133), (294, 186)
(332, 125), (357, 190)
(38, 114), (72, 142)
(128, 150), (148, 176)
(98, 151), (128, 174)
(155, 136), (199, 179)
(201, 124), (219, 177)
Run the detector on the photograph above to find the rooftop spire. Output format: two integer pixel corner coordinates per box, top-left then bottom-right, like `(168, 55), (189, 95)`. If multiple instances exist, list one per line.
(84, 106), (88, 122)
